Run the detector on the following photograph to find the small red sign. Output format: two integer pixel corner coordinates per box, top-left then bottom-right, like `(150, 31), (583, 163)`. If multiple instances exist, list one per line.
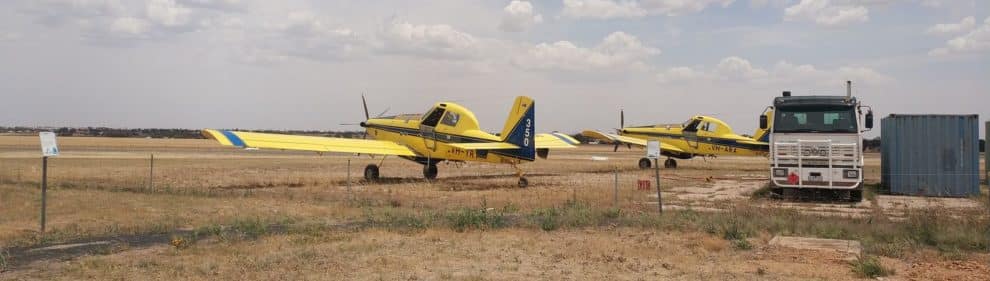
(637, 180), (651, 190)
(787, 172), (799, 185)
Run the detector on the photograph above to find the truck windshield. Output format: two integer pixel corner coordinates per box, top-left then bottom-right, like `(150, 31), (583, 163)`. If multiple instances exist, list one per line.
(774, 107), (857, 133)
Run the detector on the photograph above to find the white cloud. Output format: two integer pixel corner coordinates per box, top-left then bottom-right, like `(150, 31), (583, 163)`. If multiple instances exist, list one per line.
(513, 31), (660, 72)
(109, 16), (151, 37)
(658, 57), (892, 85)
(146, 0), (192, 27)
(561, 0), (647, 20)
(261, 11), (368, 62)
(379, 20), (482, 60)
(926, 16), (976, 34)
(21, 0), (242, 44)
(638, 0), (735, 16)
(561, 0), (734, 19)
(784, 0), (869, 26)
(499, 1), (543, 32)
(929, 16), (990, 56)
(656, 66), (710, 83)
(716, 56), (769, 80)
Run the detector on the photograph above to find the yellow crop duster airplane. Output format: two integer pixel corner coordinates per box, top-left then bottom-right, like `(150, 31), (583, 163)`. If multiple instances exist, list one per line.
(582, 111), (771, 169)
(202, 96), (578, 187)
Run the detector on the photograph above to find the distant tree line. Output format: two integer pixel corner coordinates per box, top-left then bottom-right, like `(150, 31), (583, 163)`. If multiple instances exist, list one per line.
(0, 127), (366, 139)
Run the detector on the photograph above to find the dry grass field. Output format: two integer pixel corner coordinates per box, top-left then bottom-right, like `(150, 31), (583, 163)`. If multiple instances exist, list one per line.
(0, 136), (988, 280)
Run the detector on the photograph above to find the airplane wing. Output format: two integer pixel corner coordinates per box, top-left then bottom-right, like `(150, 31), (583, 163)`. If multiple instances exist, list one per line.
(581, 130), (685, 154)
(202, 129), (417, 156)
(535, 133), (579, 149)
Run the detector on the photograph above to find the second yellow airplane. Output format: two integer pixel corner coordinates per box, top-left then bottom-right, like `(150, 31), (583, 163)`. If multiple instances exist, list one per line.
(202, 96), (577, 187)
(582, 111), (771, 169)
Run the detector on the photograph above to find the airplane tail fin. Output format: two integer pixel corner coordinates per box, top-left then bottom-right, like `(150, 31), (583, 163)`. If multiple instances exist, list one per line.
(498, 96), (536, 161)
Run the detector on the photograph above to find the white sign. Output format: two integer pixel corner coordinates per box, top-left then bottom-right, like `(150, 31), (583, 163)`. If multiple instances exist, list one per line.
(646, 140), (661, 159)
(40, 132), (59, 157)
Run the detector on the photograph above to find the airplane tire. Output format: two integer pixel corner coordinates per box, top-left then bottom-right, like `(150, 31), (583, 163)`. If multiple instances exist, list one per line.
(518, 177), (529, 188)
(664, 159), (678, 169)
(423, 164), (438, 180)
(638, 158), (652, 169)
(364, 165), (380, 181)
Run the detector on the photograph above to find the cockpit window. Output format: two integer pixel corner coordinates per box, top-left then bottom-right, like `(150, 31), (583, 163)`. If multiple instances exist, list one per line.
(702, 122), (718, 133)
(441, 112), (460, 127)
(682, 119), (701, 132)
(421, 108), (446, 127)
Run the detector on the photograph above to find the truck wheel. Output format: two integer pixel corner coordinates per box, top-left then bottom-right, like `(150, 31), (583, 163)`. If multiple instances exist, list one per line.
(664, 159), (678, 169)
(850, 190), (863, 202)
(638, 158), (652, 169)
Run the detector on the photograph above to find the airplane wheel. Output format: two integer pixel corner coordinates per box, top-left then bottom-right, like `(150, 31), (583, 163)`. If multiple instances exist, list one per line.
(518, 177), (529, 188)
(638, 158), (652, 169)
(664, 159), (678, 169)
(423, 164), (438, 180)
(364, 165), (380, 180)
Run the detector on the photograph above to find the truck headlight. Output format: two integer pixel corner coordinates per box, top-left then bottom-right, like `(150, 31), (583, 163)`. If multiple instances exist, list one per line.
(843, 169), (859, 179)
(773, 168), (788, 178)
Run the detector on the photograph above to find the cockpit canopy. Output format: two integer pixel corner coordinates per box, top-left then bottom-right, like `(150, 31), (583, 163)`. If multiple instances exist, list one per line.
(419, 102), (481, 132)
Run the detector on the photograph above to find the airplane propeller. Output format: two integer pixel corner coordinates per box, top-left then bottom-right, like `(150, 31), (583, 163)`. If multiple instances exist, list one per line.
(613, 109), (624, 152)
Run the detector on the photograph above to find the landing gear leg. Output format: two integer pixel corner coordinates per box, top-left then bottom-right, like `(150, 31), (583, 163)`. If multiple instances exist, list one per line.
(513, 165), (529, 188)
(364, 164), (380, 181)
(638, 158), (652, 169)
(664, 158), (678, 169)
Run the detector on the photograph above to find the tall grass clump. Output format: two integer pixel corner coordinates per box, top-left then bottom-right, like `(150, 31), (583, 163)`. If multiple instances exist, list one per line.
(851, 256), (893, 278)
(446, 208), (508, 232)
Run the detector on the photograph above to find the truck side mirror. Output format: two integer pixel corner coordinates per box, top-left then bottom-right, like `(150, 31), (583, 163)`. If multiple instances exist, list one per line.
(865, 111), (874, 129)
(759, 115), (768, 130)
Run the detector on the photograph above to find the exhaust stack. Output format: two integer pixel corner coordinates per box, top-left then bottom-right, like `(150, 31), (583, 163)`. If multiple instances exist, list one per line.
(846, 80), (852, 100)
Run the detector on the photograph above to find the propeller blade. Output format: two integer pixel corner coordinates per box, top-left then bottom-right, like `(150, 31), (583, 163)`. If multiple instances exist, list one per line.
(361, 94), (370, 121)
(375, 107), (391, 118)
(620, 109), (625, 129)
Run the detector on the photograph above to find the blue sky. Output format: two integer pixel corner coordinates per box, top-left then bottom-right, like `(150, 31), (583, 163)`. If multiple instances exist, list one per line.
(0, 0), (987, 138)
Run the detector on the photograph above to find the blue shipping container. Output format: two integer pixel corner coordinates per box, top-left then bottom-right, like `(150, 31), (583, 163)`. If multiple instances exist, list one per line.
(881, 115), (980, 197)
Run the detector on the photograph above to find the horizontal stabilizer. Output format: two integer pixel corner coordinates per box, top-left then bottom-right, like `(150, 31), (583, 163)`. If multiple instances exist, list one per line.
(447, 142), (521, 150)
(535, 133), (579, 149)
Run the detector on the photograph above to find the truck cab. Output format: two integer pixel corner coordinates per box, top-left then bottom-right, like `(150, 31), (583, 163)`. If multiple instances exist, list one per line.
(760, 87), (873, 201)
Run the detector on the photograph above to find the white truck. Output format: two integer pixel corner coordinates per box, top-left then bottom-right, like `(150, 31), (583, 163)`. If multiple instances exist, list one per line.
(759, 82), (874, 202)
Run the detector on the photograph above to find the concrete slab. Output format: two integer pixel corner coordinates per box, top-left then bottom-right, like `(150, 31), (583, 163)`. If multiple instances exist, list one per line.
(769, 236), (862, 261)
(27, 241), (111, 253)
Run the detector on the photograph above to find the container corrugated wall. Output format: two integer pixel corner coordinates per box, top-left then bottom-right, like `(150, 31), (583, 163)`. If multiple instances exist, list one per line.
(881, 115), (980, 197)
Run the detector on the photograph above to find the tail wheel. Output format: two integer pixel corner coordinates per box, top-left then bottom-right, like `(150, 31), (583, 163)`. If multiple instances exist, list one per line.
(638, 158), (652, 169)
(664, 159), (678, 169)
(364, 165), (380, 180)
(518, 177), (529, 188)
(423, 164), (438, 180)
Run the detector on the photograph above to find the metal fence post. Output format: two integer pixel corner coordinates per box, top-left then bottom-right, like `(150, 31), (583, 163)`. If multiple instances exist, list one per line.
(148, 154), (154, 191)
(40, 156), (48, 233)
(613, 167), (619, 208)
(347, 158), (352, 202)
(655, 158), (662, 214)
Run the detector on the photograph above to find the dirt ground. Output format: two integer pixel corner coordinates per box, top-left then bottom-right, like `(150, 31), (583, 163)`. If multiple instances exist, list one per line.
(0, 136), (987, 280)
